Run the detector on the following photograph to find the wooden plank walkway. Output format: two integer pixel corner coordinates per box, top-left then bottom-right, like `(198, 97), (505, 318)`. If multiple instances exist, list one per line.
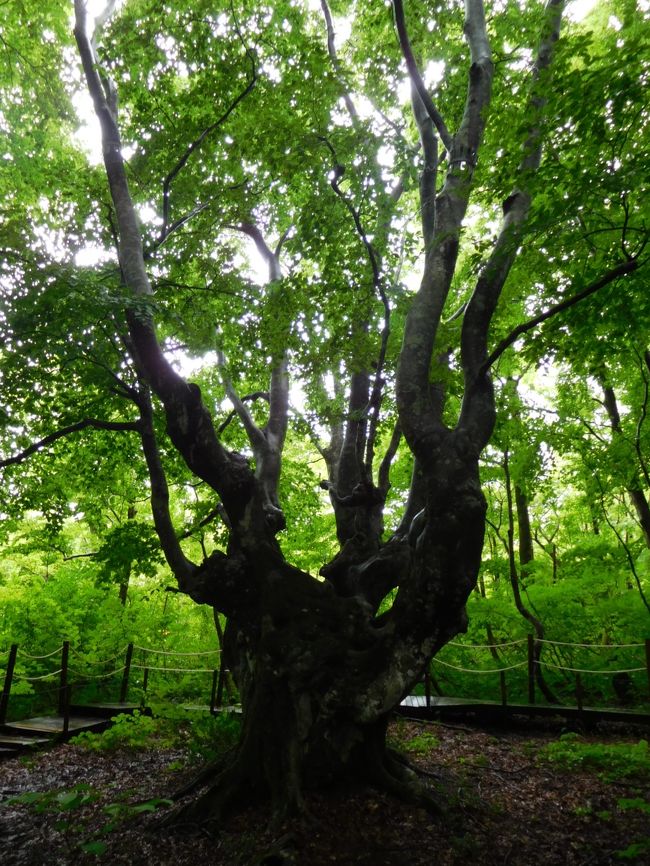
(0, 702), (140, 759)
(398, 694), (650, 725)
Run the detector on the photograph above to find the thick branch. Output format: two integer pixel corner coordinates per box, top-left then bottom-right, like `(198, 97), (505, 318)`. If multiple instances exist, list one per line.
(392, 0), (453, 152)
(136, 389), (198, 585)
(75, 1), (257, 530)
(217, 350), (267, 452)
(219, 222), (289, 530)
(235, 222), (282, 282)
(411, 85), (438, 248)
(325, 155), (390, 481)
(396, 1), (493, 455)
(0, 418), (139, 469)
(458, 0), (564, 447)
(377, 421), (402, 496)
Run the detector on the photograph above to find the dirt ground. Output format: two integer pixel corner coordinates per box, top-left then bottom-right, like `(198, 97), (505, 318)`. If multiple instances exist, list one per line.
(1, 716), (649, 865)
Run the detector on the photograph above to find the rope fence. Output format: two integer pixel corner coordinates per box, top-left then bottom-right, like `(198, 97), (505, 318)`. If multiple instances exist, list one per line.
(130, 664), (219, 674)
(68, 665), (127, 680)
(17, 647), (66, 660)
(0, 640), (232, 726)
(445, 638), (646, 650)
(427, 634), (650, 710)
(431, 659), (528, 674)
(69, 645), (131, 666)
(2, 635), (649, 726)
(132, 645), (220, 657)
(11, 669), (64, 682)
(538, 661), (647, 675)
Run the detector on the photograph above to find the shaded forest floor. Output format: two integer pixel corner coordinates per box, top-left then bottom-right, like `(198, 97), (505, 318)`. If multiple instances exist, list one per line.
(1, 716), (649, 865)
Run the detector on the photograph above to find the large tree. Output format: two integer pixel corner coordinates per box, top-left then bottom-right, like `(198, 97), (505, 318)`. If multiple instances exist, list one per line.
(1, 0), (648, 819)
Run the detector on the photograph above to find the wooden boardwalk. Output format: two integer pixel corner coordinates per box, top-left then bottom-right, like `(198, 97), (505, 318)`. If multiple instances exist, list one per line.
(0, 702), (140, 759)
(398, 694), (650, 725)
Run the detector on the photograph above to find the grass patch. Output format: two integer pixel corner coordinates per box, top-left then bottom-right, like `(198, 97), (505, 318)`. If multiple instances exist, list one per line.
(537, 733), (650, 782)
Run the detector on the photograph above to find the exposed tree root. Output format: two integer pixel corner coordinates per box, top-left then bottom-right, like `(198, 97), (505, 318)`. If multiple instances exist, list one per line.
(161, 757), (250, 828)
(169, 754), (227, 802)
(365, 746), (444, 814)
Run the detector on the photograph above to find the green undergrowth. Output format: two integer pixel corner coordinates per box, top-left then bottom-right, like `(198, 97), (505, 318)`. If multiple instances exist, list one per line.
(537, 733), (650, 859)
(71, 706), (240, 763)
(537, 733), (650, 782)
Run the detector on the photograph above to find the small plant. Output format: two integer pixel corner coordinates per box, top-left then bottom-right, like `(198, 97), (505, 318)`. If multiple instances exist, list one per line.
(8, 784), (100, 857)
(71, 710), (163, 751)
(8, 783), (99, 819)
(8, 783), (172, 858)
(618, 797), (650, 815)
(402, 731), (440, 755)
(615, 839), (650, 861)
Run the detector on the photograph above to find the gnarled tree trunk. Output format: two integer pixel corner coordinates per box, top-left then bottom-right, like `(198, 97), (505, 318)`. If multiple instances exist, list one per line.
(73, 0), (567, 821)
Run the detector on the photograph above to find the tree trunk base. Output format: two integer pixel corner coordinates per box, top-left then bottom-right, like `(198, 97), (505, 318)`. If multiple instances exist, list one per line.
(163, 727), (442, 830)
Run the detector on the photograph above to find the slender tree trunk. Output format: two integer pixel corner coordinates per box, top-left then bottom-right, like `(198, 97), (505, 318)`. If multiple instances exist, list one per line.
(504, 452), (558, 704)
(601, 380), (650, 547)
(515, 485), (535, 575)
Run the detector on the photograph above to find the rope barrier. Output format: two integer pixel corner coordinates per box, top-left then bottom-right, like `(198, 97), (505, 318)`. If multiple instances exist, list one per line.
(69, 645), (130, 666)
(446, 638), (645, 650)
(447, 639), (527, 649)
(132, 645), (220, 657)
(536, 639), (645, 649)
(538, 661), (647, 675)
(17, 647), (63, 660)
(12, 669), (63, 682)
(68, 666), (127, 680)
(432, 659), (527, 674)
(131, 664), (223, 674)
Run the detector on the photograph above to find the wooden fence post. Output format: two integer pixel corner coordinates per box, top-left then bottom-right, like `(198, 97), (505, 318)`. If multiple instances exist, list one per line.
(424, 670), (432, 709)
(210, 670), (218, 714)
(0, 644), (18, 725)
(575, 673), (584, 712)
(120, 643), (133, 703)
(527, 634), (535, 704)
(499, 670), (507, 707)
(140, 667), (149, 707)
(216, 667), (226, 708)
(58, 641), (69, 716)
(58, 641), (70, 733)
(63, 685), (71, 735)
